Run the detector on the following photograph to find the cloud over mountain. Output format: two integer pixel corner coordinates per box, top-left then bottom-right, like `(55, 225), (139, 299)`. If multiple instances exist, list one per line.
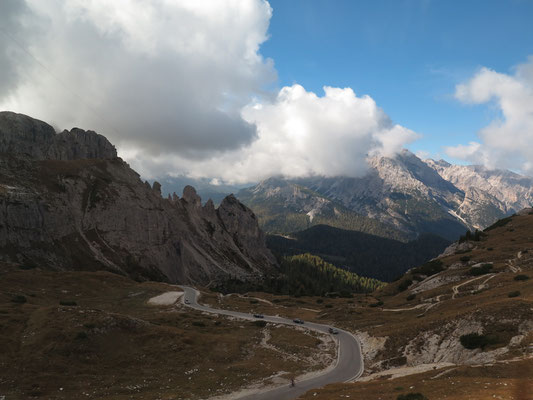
(447, 56), (533, 172)
(0, 0), (419, 183)
(126, 84), (420, 183)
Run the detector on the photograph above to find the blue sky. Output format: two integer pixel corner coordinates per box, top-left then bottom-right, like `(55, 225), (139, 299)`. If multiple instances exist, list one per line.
(261, 0), (533, 161)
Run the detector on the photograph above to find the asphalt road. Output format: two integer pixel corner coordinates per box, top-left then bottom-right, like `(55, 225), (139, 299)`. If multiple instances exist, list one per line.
(180, 286), (364, 400)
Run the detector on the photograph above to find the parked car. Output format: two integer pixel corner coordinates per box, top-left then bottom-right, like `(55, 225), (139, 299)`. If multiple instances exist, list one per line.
(184, 299), (190, 304)
(328, 327), (339, 334)
(293, 318), (304, 324)
(253, 314), (264, 318)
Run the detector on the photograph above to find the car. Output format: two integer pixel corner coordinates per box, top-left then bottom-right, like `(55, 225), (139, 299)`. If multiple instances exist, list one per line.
(328, 327), (339, 334)
(293, 318), (304, 324)
(253, 313), (264, 318)
(184, 299), (190, 304)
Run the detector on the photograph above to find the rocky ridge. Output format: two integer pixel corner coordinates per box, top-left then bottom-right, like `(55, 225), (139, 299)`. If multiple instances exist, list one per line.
(0, 111), (276, 284)
(239, 150), (533, 241)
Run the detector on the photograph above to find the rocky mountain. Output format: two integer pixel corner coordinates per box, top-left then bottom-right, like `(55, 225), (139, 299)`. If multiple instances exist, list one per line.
(238, 150), (533, 241)
(238, 177), (408, 241)
(425, 159), (533, 230)
(0, 111), (276, 284)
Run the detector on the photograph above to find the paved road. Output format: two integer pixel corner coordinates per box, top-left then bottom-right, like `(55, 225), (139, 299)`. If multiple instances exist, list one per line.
(180, 286), (364, 400)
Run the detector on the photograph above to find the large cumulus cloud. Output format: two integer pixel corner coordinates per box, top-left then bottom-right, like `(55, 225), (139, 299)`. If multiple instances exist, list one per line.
(1, 0), (419, 182)
(446, 57), (533, 172)
(0, 0), (275, 157)
(126, 84), (420, 183)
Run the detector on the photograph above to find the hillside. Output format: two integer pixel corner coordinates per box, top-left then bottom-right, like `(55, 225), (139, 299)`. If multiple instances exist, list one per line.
(0, 262), (330, 400)
(0, 112), (276, 284)
(205, 210), (533, 399)
(267, 225), (450, 281)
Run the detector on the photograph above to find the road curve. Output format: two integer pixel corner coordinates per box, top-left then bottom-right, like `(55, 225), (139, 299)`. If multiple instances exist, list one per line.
(180, 286), (364, 400)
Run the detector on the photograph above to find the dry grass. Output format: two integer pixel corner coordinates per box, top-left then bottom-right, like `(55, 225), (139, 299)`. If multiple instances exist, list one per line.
(298, 358), (533, 400)
(0, 264), (331, 400)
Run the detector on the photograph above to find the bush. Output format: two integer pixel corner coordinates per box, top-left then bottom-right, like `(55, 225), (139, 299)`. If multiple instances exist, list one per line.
(369, 300), (384, 307)
(460, 333), (495, 349)
(398, 279), (413, 292)
(11, 295), (27, 304)
(325, 304), (333, 308)
(460, 255), (470, 262)
(75, 331), (88, 340)
(412, 259), (444, 277)
(508, 291), (521, 298)
(406, 293), (416, 301)
(253, 320), (267, 328)
(468, 264), (492, 276)
(59, 300), (77, 306)
(397, 393), (428, 400)
(249, 299), (259, 304)
(514, 274), (530, 281)
(192, 321), (206, 327)
(316, 298), (324, 304)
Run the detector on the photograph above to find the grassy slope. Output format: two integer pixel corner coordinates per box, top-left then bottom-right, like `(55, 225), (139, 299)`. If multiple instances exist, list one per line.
(0, 264), (333, 400)
(203, 212), (533, 399)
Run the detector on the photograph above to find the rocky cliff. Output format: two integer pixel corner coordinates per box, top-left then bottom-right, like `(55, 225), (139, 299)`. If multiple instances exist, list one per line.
(0, 111), (276, 284)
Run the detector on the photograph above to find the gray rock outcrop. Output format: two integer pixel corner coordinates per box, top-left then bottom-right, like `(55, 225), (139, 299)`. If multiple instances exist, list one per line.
(0, 112), (276, 284)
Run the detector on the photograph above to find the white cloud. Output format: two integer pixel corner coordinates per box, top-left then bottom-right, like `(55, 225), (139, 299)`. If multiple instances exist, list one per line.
(447, 57), (533, 172)
(1, 1), (419, 183)
(128, 84), (420, 183)
(0, 0), (275, 157)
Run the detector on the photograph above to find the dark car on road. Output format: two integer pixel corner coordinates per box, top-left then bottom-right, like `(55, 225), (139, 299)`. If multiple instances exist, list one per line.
(253, 314), (264, 318)
(328, 327), (339, 334)
(184, 299), (190, 304)
(293, 318), (304, 324)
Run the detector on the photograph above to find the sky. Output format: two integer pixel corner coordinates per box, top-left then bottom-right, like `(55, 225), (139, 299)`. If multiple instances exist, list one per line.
(1, 0), (533, 182)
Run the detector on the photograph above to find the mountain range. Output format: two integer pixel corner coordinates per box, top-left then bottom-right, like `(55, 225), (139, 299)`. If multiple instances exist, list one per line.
(237, 150), (533, 241)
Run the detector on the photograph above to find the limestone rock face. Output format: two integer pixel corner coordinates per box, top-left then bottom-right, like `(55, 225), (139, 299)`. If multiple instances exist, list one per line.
(0, 111), (117, 160)
(0, 112), (276, 284)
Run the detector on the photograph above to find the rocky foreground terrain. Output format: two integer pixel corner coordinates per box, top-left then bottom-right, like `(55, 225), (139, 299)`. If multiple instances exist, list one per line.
(0, 111), (276, 284)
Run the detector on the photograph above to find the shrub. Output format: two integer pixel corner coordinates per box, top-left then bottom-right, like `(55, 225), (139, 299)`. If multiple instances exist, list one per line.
(325, 304), (333, 308)
(192, 321), (206, 327)
(468, 264), (492, 276)
(369, 300), (384, 307)
(460, 255), (470, 262)
(508, 291), (521, 298)
(11, 295), (27, 304)
(487, 247), (493, 251)
(19, 263), (37, 270)
(249, 299), (259, 304)
(460, 333), (493, 349)
(253, 320), (267, 328)
(406, 293), (416, 301)
(514, 274), (530, 281)
(83, 323), (96, 329)
(59, 300), (77, 306)
(316, 298), (324, 304)
(412, 259), (444, 277)
(75, 331), (88, 340)
(397, 393), (428, 400)
(398, 279), (413, 292)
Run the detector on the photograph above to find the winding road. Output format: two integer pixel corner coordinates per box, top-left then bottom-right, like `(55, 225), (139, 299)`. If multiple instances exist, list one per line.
(179, 286), (364, 400)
